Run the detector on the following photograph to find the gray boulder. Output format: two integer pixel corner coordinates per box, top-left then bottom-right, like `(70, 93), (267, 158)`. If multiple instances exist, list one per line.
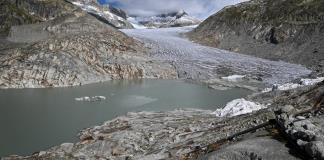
(203, 137), (301, 160)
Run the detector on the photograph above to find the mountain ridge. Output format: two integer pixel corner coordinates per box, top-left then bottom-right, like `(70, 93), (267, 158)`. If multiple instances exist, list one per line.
(129, 10), (201, 28)
(69, 0), (134, 29)
(188, 0), (324, 73)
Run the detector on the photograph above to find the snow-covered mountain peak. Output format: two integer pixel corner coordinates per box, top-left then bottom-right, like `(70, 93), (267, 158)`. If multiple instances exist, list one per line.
(129, 10), (201, 28)
(70, 0), (133, 29)
(157, 10), (187, 18)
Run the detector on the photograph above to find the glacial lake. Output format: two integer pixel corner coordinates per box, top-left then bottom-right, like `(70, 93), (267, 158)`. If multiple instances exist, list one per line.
(0, 79), (251, 157)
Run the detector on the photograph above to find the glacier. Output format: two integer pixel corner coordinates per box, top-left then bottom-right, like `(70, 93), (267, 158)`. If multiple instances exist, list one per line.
(122, 26), (311, 85)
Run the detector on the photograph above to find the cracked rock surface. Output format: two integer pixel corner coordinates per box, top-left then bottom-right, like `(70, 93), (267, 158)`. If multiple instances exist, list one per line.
(274, 82), (324, 159)
(204, 137), (301, 160)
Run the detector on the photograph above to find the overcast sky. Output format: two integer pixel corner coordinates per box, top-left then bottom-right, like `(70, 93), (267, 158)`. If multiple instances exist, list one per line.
(98, 0), (248, 19)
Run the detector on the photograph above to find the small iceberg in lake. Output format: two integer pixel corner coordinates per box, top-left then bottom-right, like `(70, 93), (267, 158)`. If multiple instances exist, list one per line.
(75, 96), (106, 102)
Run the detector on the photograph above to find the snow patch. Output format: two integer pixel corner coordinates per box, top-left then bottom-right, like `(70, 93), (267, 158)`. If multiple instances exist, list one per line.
(301, 77), (324, 85)
(72, 2), (100, 12)
(221, 75), (246, 82)
(71, 1), (82, 6)
(213, 98), (268, 117)
(262, 77), (324, 92)
(71, 1), (128, 28)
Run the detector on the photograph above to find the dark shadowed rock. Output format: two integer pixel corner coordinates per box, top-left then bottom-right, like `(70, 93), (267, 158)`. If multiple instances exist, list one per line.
(108, 5), (127, 19)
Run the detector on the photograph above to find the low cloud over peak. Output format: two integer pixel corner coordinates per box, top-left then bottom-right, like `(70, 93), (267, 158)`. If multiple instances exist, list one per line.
(103, 0), (248, 19)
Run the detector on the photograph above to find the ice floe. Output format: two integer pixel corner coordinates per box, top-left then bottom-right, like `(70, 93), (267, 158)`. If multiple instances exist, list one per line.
(213, 98), (268, 117)
(75, 96), (106, 102)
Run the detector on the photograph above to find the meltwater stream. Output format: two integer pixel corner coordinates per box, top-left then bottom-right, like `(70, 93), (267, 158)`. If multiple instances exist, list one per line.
(0, 79), (251, 157)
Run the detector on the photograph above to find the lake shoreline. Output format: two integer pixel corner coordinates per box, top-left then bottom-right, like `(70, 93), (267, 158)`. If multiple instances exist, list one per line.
(3, 82), (323, 159)
(0, 79), (252, 157)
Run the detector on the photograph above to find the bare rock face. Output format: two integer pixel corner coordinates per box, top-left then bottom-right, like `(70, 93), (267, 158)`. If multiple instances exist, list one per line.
(108, 5), (127, 20)
(204, 137), (301, 160)
(0, 0), (78, 34)
(274, 82), (324, 159)
(188, 0), (324, 73)
(0, 1), (177, 89)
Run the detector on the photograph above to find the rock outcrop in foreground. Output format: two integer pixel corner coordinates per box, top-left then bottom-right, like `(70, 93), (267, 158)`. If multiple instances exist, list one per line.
(0, 0), (177, 88)
(274, 83), (324, 159)
(188, 0), (324, 73)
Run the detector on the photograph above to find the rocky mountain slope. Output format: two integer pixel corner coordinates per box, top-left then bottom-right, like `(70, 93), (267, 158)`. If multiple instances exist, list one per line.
(129, 10), (201, 28)
(0, 0), (177, 88)
(188, 0), (324, 73)
(69, 0), (134, 29)
(0, 0), (76, 34)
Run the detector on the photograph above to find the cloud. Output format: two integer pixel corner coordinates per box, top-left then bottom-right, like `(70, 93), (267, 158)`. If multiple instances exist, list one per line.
(104, 0), (248, 19)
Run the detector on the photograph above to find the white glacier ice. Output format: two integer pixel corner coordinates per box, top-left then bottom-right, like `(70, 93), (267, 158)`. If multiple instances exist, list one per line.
(262, 77), (324, 92)
(122, 27), (311, 85)
(221, 75), (246, 82)
(301, 77), (324, 85)
(213, 98), (268, 117)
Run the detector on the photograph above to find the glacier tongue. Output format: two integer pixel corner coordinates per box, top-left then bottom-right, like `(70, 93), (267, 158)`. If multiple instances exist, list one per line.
(122, 27), (311, 85)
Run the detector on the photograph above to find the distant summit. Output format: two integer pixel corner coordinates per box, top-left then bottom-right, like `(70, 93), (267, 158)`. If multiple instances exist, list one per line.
(129, 10), (201, 28)
(157, 10), (187, 19)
